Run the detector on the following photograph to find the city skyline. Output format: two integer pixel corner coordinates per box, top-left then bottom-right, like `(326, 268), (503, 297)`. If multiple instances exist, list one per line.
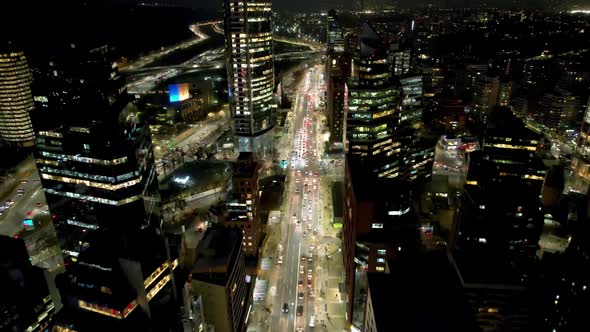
(0, 3), (589, 332)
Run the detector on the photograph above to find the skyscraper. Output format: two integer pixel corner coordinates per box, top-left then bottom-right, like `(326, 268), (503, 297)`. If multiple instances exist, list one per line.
(224, 0), (276, 156)
(30, 44), (178, 330)
(190, 228), (250, 332)
(0, 236), (55, 332)
(346, 23), (403, 179)
(224, 152), (261, 257)
(570, 98), (590, 193)
(0, 49), (35, 147)
(327, 9), (345, 54)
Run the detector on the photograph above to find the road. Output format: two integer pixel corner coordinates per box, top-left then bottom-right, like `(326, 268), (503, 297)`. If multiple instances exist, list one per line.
(0, 160), (47, 237)
(248, 60), (347, 332)
(120, 20), (221, 72)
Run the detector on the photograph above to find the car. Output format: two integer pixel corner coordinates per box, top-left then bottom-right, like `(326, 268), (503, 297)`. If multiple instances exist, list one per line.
(282, 303), (289, 313)
(298, 279), (303, 287)
(307, 224), (312, 231)
(308, 252), (313, 260)
(17, 189), (24, 196)
(298, 292), (304, 300)
(309, 199), (312, 204)
(5, 199), (15, 206)
(301, 255), (306, 261)
(277, 256), (283, 264)
(20, 179), (28, 184)
(307, 279), (312, 287)
(35, 202), (42, 207)
(300, 265), (304, 274)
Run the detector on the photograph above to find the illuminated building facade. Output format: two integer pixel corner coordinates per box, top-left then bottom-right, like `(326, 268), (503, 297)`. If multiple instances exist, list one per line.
(537, 90), (582, 134)
(0, 50), (35, 147)
(327, 9), (345, 54)
(346, 23), (403, 179)
(190, 228), (250, 332)
(224, 0), (276, 156)
(399, 75), (423, 126)
(326, 54), (349, 148)
(31, 45), (162, 260)
(570, 98), (590, 194)
(343, 158), (422, 326)
(30, 44), (178, 330)
(223, 152), (261, 257)
(0, 236), (55, 332)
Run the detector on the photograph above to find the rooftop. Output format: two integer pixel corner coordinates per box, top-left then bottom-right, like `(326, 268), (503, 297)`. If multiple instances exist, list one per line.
(368, 251), (477, 332)
(192, 228), (241, 286)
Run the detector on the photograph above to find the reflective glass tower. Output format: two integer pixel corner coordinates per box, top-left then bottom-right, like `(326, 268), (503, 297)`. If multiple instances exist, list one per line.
(30, 44), (178, 331)
(224, 0), (276, 156)
(346, 23), (403, 178)
(0, 49), (35, 147)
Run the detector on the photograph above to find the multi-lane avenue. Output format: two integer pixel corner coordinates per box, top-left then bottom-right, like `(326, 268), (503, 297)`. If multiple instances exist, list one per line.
(247, 61), (346, 332)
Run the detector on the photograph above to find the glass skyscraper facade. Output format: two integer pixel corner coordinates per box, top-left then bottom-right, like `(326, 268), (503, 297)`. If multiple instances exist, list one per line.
(347, 23), (403, 178)
(224, 0), (277, 155)
(0, 50), (35, 147)
(30, 44), (178, 330)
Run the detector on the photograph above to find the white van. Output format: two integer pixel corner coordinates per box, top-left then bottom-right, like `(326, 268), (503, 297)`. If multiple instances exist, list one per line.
(309, 315), (315, 328)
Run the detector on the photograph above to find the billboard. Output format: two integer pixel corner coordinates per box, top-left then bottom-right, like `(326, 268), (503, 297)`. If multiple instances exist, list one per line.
(169, 83), (190, 103)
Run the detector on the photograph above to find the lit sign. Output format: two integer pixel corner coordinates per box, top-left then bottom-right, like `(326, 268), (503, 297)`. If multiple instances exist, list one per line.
(169, 83), (190, 103)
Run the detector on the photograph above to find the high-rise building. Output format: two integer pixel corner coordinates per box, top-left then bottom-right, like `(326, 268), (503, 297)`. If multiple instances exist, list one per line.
(346, 23), (403, 179)
(343, 158), (422, 326)
(224, 152), (261, 257)
(30, 44), (179, 330)
(570, 98), (590, 194)
(537, 89), (582, 134)
(390, 49), (411, 77)
(31, 44), (162, 260)
(399, 75), (423, 125)
(472, 76), (512, 117)
(327, 9), (345, 54)
(190, 228), (250, 332)
(0, 236), (55, 332)
(0, 49), (35, 147)
(224, 0), (276, 156)
(326, 54), (349, 148)
(363, 252), (476, 332)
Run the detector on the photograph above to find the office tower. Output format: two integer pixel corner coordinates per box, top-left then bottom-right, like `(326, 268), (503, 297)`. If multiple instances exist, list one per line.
(0, 236), (55, 332)
(327, 9), (345, 54)
(399, 75), (423, 125)
(363, 252), (476, 332)
(224, 152), (261, 257)
(570, 98), (590, 194)
(326, 54), (349, 149)
(224, 0), (276, 156)
(30, 44), (178, 330)
(343, 158), (422, 325)
(537, 89), (582, 133)
(470, 108), (545, 184)
(346, 22), (403, 179)
(460, 109), (545, 260)
(390, 49), (411, 77)
(452, 249), (543, 332)
(190, 228), (249, 332)
(31, 44), (162, 260)
(0, 49), (35, 147)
